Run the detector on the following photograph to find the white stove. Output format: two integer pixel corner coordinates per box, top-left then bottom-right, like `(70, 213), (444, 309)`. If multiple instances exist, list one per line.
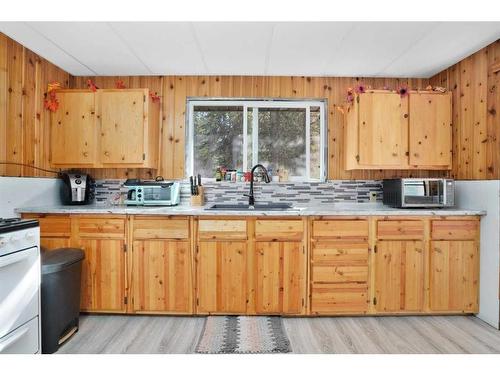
(0, 218), (41, 354)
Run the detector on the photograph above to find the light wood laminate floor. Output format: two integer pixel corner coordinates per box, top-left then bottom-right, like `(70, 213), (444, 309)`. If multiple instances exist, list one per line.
(57, 315), (500, 354)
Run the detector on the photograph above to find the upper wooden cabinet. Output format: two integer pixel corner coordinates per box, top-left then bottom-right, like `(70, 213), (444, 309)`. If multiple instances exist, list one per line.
(50, 91), (97, 167)
(409, 92), (452, 168)
(344, 90), (452, 170)
(50, 89), (160, 169)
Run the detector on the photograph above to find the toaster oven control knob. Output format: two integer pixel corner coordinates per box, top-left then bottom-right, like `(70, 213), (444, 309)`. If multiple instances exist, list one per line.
(0, 237), (7, 247)
(75, 179), (82, 184)
(137, 194), (142, 198)
(137, 189), (142, 192)
(9, 235), (19, 244)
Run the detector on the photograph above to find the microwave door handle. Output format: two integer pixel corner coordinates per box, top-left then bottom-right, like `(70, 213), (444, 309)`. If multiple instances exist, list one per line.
(127, 189), (135, 201)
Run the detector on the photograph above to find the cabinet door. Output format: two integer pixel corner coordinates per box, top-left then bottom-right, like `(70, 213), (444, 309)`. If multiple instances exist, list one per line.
(375, 240), (424, 312)
(99, 90), (145, 165)
(358, 92), (408, 167)
(197, 241), (247, 314)
(255, 242), (305, 314)
(409, 93), (452, 167)
(50, 91), (96, 166)
(79, 238), (126, 312)
(430, 240), (478, 312)
(131, 240), (192, 313)
(40, 237), (71, 251)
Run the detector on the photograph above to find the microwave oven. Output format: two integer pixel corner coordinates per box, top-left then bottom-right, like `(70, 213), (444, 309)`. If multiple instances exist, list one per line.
(124, 179), (180, 206)
(383, 178), (455, 208)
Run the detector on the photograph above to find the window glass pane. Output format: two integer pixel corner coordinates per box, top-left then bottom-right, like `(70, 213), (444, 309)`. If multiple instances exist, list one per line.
(193, 106), (243, 177)
(310, 106), (321, 180)
(257, 107), (306, 177)
(247, 108), (253, 168)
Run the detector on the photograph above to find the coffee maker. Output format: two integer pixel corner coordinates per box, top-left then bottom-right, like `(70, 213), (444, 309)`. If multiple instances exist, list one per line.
(60, 172), (94, 205)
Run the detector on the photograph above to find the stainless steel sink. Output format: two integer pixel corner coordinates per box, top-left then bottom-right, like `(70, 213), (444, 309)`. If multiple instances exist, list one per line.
(205, 203), (295, 211)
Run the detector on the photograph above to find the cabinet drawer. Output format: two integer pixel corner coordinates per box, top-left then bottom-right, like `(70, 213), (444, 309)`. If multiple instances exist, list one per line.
(23, 214), (71, 237)
(78, 218), (125, 238)
(312, 265), (368, 283)
(311, 283), (368, 313)
(255, 220), (303, 241)
(198, 220), (247, 240)
(431, 220), (479, 240)
(312, 242), (368, 266)
(377, 220), (424, 239)
(133, 218), (189, 239)
(312, 220), (368, 239)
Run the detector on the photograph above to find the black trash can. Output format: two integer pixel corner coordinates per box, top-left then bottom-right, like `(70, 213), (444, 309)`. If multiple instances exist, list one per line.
(41, 248), (85, 354)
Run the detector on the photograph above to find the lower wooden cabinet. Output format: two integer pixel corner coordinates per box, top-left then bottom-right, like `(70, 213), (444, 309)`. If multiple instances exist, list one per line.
(131, 240), (192, 314)
(374, 240), (424, 312)
(24, 214), (481, 316)
(310, 239), (370, 314)
(429, 240), (479, 312)
(78, 238), (127, 312)
(196, 241), (248, 314)
(255, 241), (305, 314)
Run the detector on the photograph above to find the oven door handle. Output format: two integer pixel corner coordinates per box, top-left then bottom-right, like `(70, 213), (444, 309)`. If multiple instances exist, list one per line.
(0, 247), (38, 269)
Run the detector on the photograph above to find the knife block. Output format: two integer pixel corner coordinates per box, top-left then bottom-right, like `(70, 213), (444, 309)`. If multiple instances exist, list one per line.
(190, 186), (205, 206)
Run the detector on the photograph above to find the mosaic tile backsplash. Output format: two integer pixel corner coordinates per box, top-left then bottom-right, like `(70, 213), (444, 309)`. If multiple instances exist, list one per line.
(94, 180), (383, 206)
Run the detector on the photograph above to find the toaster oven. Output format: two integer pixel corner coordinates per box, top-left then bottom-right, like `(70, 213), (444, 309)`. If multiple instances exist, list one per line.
(383, 178), (455, 208)
(124, 179), (180, 206)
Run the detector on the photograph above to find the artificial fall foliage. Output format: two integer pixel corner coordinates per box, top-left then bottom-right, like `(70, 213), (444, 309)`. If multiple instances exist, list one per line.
(115, 80), (126, 89)
(43, 81), (61, 112)
(87, 79), (98, 92)
(149, 91), (161, 103)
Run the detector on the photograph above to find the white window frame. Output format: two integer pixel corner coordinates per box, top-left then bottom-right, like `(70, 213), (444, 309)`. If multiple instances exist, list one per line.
(186, 98), (327, 182)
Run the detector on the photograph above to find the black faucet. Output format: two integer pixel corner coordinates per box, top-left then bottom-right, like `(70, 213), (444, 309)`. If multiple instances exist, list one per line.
(244, 164), (271, 207)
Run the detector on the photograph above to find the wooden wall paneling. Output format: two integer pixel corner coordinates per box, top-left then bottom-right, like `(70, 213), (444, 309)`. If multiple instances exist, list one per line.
(6, 38), (24, 176)
(486, 41), (500, 178)
(0, 34), (7, 176)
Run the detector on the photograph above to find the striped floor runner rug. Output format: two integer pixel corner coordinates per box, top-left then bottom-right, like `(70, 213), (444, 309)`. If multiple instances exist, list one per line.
(196, 316), (292, 354)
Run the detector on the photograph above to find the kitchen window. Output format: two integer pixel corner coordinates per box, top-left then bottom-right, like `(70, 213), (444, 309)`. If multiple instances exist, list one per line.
(186, 99), (327, 181)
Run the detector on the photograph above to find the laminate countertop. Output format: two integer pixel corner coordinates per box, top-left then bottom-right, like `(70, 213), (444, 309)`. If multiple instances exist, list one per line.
(16, 203), (486, 217)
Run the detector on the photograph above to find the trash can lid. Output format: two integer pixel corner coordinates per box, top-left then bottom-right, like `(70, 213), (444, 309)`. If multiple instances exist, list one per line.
(41, 248), (85, 274)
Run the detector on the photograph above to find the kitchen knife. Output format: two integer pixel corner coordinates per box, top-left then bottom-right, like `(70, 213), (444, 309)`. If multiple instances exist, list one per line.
(190, 176), (194, 196)
(193, 175), (198, 195)
(198, 174), (202, 186)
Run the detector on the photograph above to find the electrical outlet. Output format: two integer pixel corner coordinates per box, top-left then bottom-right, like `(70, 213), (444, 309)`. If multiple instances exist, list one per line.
(369, 191), (378, 202)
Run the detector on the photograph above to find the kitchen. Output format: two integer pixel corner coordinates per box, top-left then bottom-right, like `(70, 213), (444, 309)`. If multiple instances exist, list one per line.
(1, 2), (500, 372)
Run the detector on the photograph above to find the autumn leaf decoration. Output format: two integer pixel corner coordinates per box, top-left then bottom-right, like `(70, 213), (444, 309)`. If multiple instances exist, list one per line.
(43, 81), (61, 112)
(346, 85), (367, 105)
(149, 91), (161, 103)
(115, 80), (126, 89)
(87, 79), (98, 92)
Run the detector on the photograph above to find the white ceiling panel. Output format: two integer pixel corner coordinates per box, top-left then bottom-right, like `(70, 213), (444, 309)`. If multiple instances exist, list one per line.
(324, 22), (441, 76)
(267, 22), (355, 75)
(0, 22), (499, 77)
(191, 22), (275, 75)
(380, 22), (500, 77)
(109, 22), (206, 75)
(28, 22), (151, 75)
(0, 22), (95, 75)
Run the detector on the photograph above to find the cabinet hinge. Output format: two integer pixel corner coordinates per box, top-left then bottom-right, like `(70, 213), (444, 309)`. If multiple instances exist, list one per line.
(196, 245), (199, 253)
(124, 296), (128, 305)
(302, 298), (305, 307)
(373, 297), (377, 306)
(144, 95), (146, 103)
(196, 298), (199, 306)
(123, 244), (127, 252)
(374, 244), (377, 253)
(356, 96), (360, 103)
(302, 245), (305, 254)
(142, 153), (146, 161)
(355, 154), (360, 162)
